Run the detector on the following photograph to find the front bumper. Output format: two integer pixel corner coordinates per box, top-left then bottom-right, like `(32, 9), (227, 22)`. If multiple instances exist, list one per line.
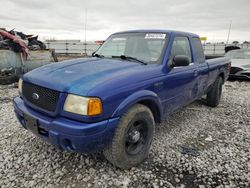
(13, 97), (119, 153)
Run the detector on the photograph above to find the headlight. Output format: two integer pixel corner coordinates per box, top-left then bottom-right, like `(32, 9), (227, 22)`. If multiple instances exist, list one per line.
(63, 94), (102, 116)
(18, 78), (23, 93)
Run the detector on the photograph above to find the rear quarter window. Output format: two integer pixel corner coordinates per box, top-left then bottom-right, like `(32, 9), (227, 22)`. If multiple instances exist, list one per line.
(192, 38), (205, 63)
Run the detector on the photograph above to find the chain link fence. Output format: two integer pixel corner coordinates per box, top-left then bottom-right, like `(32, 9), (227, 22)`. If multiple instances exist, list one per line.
(45, 41), (101, 56)
(45, 41), (250, 56)
(203, 43), (250, 55)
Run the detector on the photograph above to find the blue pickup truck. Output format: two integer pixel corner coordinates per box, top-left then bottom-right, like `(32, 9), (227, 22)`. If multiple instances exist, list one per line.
(13, 30), (231, 169)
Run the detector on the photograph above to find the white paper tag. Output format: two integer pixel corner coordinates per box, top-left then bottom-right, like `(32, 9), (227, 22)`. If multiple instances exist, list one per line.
(112, 38), (126, 41)
(145, 33), (166, 39)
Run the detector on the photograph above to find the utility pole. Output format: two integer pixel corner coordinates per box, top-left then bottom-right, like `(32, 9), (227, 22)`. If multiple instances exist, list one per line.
(226, 20), (232, 45)
(84, 8), (87, 55)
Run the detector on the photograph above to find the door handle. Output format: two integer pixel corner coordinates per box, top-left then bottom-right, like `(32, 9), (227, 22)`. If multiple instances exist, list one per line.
(194, 70), (198, 76)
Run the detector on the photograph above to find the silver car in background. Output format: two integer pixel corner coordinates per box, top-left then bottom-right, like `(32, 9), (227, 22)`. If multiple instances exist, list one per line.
(225, 49), (250, 80)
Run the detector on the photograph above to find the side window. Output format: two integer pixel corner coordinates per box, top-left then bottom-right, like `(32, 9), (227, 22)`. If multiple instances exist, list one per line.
(192, 38), (205, 63)
(171, 37), (192, 62)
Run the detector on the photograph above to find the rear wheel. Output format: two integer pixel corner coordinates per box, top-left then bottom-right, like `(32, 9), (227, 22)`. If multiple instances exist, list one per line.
(104, 104), (155, 169)
(206, 77), (223, 107)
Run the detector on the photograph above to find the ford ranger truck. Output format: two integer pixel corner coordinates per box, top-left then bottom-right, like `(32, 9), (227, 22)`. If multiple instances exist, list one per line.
(13, 30), (231, 169)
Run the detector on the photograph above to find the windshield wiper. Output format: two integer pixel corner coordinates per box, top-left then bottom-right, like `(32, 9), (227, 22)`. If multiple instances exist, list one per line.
(92, 53), (105, 58)
(112, 55), (147, 65)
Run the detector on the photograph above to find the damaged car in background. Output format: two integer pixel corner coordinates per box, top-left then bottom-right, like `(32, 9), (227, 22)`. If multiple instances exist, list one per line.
(225, 49), (250, 80)
(0, 28), (57, 84)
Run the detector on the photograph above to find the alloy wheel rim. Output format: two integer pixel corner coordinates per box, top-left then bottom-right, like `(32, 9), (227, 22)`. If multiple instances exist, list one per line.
(125, 120), (148, 155)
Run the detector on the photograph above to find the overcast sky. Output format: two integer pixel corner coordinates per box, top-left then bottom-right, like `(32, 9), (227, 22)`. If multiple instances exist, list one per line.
(1, 0), (250, 42)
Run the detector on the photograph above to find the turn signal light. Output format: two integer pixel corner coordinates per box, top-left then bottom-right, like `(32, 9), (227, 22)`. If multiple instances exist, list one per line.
(87, 98), (103, 116)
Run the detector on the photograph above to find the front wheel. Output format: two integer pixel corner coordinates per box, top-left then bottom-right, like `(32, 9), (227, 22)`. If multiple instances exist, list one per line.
(206, 77), (223, 107)
(103, 104), (155, 169)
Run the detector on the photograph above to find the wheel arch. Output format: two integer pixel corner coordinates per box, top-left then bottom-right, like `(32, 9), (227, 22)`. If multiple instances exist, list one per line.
(137, 99), (162, 123)
(112, 90), (163, 123)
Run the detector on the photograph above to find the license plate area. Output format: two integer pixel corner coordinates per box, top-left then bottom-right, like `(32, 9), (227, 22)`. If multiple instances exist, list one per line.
(23, 113), (38, 134)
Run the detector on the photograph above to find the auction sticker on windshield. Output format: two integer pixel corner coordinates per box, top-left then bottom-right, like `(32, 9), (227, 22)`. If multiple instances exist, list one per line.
(112, 38), (126, 41)
(145, 33), (166, 39)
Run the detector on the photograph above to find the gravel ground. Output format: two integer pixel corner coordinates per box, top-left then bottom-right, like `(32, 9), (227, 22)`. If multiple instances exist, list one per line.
(0, 81), (249, 188)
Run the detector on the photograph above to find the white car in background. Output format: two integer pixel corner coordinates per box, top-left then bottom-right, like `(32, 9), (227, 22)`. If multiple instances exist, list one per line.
(226, 49), (250, 80)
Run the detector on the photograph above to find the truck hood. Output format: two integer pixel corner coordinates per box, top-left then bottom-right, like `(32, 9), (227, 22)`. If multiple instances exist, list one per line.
(23, 57), (142, 95)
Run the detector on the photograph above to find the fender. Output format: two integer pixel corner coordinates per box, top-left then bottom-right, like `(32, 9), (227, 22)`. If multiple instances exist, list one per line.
(112, 90), (163, 122)
(218, 66), (226, 82)
(219, 66), (225, 75)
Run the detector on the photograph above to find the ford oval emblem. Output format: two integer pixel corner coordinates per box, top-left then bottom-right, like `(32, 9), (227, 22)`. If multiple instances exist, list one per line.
(32, 93), (39, 100)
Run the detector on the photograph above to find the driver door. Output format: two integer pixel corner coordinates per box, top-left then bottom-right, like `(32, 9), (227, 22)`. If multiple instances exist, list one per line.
(162, 36), (199, 114)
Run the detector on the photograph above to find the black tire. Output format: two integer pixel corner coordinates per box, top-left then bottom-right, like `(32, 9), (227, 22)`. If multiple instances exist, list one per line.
(104, 104), (155, 169)
(206, 77), (223, 107)
(0, 74), (18, 85)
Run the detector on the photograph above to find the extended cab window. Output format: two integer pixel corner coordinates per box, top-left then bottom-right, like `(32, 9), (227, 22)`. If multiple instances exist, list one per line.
(171, 37), (192, 62)
(192, 38), (205, 63)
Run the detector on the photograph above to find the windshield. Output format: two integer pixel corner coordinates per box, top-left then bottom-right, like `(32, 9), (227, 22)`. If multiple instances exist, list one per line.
(226, 49), (250, 59)
(95, 32), (168, 63)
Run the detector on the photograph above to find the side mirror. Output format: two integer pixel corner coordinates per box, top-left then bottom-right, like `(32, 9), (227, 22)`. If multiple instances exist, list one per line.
(92, 51), (96, 57)
(171, 55), (190, 67)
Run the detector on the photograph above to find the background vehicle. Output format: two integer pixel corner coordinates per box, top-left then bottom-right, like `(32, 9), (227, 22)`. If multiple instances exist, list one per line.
(13, 30), (231, 169)
(225, 49), (250, 80)
(0, 49), (56, 84)
(0, 28), (57, 84)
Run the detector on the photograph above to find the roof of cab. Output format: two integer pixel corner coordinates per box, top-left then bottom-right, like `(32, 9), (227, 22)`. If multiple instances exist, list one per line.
(113, 29), (200, 38)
